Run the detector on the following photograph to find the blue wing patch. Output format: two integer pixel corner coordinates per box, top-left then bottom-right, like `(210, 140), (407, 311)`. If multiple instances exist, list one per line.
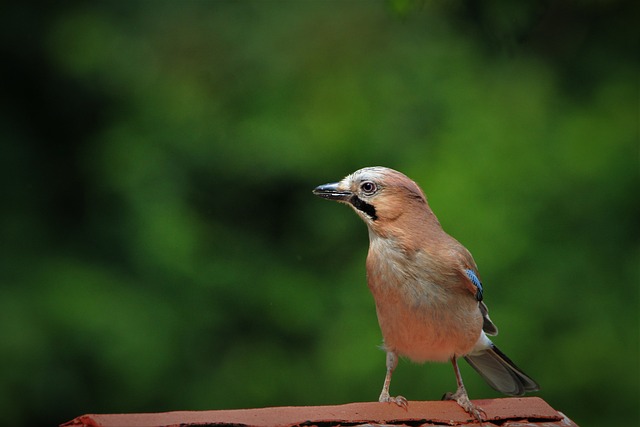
(465, 269), (483, 301)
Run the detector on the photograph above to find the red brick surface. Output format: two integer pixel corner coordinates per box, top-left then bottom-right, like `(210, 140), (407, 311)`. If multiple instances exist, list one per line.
(61, 397), (578, 427)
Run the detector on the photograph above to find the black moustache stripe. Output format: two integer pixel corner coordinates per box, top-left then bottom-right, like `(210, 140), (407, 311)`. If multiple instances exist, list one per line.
(350, 196), (377, 220)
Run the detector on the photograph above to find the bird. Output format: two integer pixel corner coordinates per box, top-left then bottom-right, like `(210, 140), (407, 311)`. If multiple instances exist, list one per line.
(312, 166), (539, 419)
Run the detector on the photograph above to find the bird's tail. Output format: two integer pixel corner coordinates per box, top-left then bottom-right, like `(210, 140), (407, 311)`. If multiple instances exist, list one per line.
(464, 344), (539, 396)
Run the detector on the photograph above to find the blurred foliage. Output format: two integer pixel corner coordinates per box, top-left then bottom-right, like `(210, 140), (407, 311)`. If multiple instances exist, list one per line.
(0, 1), (638, 426)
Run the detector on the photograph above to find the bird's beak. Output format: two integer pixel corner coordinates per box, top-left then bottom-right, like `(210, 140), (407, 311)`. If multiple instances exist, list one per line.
(312, 182), (352, 201)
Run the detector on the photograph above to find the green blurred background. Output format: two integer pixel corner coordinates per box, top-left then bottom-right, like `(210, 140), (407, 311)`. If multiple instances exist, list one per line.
(1, 1), (638, 426)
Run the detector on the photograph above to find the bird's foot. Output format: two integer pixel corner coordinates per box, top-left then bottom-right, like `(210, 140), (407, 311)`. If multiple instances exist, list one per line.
(442, 390), (486, 421)
(379, 392), (408, 409)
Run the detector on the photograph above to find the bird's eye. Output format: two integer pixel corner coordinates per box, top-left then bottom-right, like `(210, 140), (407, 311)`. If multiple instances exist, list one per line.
(360, 181), (377, 195)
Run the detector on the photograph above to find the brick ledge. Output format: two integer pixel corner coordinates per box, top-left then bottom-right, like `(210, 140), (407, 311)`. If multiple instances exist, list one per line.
(61, 397), (578, 427)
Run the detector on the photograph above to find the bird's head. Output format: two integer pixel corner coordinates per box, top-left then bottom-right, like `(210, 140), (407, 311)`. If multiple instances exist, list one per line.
(313, 166), (433, 236)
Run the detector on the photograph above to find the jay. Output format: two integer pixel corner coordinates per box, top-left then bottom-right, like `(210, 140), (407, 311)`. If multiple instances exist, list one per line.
(313, 166), (539, 419)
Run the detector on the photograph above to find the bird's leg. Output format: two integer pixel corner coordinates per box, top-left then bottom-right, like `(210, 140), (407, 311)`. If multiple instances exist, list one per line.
(443, 357), (486, 421)
(378, 350), (408, 409)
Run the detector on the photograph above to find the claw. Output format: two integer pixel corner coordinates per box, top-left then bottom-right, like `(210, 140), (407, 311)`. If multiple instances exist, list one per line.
(443, 389), (486, 421)
(379, 393), (408, 409)
(378, 352), (408, 410)
(461, 401), (486, 422)
(447, 358), (486, 422)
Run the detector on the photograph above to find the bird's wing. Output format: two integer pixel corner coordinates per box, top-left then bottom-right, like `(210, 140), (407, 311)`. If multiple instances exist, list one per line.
(479, 300), (498, 335)
(455, 247), (499, 336)
(464, 268), (484, 301)
(451, 245), (484, 299)
(462, 268), (498, 335)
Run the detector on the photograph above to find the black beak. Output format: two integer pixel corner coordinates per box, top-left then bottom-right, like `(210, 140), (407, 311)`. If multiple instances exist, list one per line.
(312, 182), (352, 201)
